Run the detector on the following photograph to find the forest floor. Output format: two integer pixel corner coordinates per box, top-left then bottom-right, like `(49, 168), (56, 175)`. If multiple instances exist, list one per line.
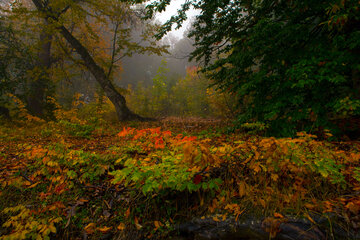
(0, 117), (360, 239)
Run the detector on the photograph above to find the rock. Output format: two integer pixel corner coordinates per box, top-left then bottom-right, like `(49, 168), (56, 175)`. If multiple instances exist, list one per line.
(173, 214), (360, 240)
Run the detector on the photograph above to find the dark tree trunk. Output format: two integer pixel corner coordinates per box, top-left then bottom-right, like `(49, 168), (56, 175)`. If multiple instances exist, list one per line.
(59, 26), (143, 121)
(27, 24), (53, 117)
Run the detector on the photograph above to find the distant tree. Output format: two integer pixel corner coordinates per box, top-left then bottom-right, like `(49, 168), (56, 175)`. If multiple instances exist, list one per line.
(148, 0), (360, 136)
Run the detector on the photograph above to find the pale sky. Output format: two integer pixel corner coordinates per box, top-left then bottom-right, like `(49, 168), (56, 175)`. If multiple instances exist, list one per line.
(153, 0), (199, 39)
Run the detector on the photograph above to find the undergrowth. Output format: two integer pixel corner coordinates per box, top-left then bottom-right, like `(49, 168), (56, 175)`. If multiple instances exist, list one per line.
(0, 98), (359, 239)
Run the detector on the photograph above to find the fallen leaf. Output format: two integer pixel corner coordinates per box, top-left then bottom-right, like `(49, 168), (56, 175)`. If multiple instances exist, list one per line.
(84, 223), (96, 234)
(117, 223), (125, 231)
(154, 220), (163, 230)
(98, 226), (112, 233)
(346, 202), (360, 215)
(125, 207), (130, 219)
(274, 213), (284, 218)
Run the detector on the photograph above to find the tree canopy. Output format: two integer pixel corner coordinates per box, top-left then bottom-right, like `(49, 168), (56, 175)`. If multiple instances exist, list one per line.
(148, 0), (360, 136)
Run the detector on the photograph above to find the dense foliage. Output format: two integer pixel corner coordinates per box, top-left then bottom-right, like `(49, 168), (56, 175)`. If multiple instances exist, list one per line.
(1, 1), (360, 239)
(150, 0), (360, 136)
(0, 21), (34, 106)
(126, 63), (237, 118)
(0, 103), (359, 239)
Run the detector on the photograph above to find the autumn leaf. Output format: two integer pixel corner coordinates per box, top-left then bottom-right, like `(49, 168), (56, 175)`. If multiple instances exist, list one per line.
(125, 207), (131, 219)
(117, 223), (125, 231)
(153, 221), (163, 231)
(28, 182), (40, 188)
(154, 137), (165, 149)
(193, 174), (202, 184)
(134, 216), (142, 230)
(238, 181), (246, 197)
(346, 202), (360, 215)
(84, 223), (96, 234)
(271, 174), (279, 182)
(118, 127), (134, 137)
(98, 226), (112, 233)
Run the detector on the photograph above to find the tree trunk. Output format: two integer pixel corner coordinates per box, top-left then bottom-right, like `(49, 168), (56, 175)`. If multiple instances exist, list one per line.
(59, 26), (143, 121)
(27, 23), (53, 117)
(30, 0), (146, 121)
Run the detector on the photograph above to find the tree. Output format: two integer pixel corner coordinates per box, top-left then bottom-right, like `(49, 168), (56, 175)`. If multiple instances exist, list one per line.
(0, 16), (34, 108)
(148, 0), (360, 136)
(6, 0), (166, 121)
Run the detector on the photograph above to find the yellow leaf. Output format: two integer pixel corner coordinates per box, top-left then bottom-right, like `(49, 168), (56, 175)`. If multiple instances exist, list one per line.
(305, 213), (316, 224)
(271, 174), (279, 181)
(238, 181), (246, 197)
(28, 182), (40, 188)
(259, 199), (266, 208)
(212, 216), (220, 222)
(49, 224), (57, 233)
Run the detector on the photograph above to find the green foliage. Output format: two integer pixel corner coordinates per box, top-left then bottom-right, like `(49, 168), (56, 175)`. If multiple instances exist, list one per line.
(240, 122), (269, 135)
(0, 21), (33, 106)
(127, 63), (232, 118)
(1, 121), (360, 239)
(59, 120), (95, 138)
(110, 155), (221, 195)
(151, 60), (170, 115)
(150, 0), (360, 136)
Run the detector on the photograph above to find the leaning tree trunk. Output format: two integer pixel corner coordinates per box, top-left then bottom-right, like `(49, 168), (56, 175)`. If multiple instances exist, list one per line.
(59, 26), (142, 121)
(30, 0), (144, 121)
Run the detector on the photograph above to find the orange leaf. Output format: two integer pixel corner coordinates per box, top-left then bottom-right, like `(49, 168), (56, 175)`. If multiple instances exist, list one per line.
(274, 213), (284, 218)
(134, 216), (142, 230)
(153, 221), (163, 230)
(305, 213), (316, 224)
(346, 202), (360, 215)
(117, 127), (134, 137)
(117, 223), (125, 231)
(125, 207), (130, 219)
(98, 226), (112, 233)
(84, 223), (96, 234)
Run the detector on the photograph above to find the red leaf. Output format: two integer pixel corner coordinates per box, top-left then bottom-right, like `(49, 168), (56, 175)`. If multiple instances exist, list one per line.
(193, 174), (203, 184)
